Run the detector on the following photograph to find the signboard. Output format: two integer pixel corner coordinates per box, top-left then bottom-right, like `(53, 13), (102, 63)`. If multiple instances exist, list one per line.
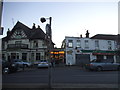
(67, 50), (73, 55)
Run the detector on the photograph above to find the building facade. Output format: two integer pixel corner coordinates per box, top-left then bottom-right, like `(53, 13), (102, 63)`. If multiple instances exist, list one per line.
(2, 21), (54, 62)
(62, 31), (118, 66)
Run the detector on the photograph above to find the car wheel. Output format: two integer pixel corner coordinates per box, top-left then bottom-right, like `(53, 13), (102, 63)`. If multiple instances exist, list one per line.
(24, 64), (28, 67)
(96, 66), (102, 71)
(3, 68), (9, 74)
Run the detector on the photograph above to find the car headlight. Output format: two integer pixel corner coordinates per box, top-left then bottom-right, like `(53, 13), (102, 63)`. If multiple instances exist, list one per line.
(12, 64), (15, 66)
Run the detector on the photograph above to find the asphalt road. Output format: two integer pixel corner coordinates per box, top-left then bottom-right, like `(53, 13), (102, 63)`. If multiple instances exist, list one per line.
(2, 66), (120, 89)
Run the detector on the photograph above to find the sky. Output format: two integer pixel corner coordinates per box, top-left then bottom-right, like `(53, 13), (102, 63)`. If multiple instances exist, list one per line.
(0, 0), (119, 48)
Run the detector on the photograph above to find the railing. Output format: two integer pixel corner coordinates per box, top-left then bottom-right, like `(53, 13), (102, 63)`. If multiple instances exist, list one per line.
(7, 44), (28, 49)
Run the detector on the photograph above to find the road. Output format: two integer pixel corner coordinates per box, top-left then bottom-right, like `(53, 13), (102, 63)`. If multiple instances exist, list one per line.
(2, 66), (120, 89)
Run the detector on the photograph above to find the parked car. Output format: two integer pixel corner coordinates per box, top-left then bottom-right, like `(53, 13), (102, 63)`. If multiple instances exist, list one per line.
(33, 61), (41, 65)
(13, 59), (32, 67)
(2, 60), (19, 74)
(85, 59), (120, 71)
(38, 60), (51, 68)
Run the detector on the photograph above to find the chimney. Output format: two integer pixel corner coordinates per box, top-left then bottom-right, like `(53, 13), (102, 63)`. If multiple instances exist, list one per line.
(38, 25), (40, 29)
(32, 23), (36, 29)
(86, 30), (89, 38)
(7, 28), (11, 36)
(80, 34), (82, 38)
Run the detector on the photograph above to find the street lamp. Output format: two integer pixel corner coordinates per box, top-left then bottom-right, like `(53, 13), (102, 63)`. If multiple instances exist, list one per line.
(40, 17), (52, 89)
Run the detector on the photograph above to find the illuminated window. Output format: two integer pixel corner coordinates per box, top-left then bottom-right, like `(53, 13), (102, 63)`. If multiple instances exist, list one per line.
(68, 40), (73, 48)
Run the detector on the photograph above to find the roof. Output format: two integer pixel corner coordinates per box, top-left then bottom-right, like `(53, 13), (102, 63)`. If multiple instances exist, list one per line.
(90, 34), (118, 40)
(2, 21), (54, 44)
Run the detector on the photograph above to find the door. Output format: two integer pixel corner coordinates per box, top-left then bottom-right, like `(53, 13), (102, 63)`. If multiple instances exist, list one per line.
(76, 54), (90, 67)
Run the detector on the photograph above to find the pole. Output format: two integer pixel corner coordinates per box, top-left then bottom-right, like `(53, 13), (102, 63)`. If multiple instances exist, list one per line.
(0, 1), (3, 90)
(0, 0), (3, 27)
(49, 17), (52, 39)
(40, 17), (52, 89)
(0, 0), (3, 35)
(48, 17), (52, 89)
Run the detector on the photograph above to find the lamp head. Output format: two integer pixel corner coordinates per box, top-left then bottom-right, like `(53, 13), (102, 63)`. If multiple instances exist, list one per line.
(40, 17), (46, 23)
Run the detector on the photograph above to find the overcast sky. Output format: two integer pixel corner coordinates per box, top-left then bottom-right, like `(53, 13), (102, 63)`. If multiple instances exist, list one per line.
(1, 0), (119, 47)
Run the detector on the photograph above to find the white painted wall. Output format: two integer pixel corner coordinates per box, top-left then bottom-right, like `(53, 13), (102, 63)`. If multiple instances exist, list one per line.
(65, 36), (116, 65)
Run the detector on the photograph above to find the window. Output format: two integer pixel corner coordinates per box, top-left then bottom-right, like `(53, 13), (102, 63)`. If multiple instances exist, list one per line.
(2, 54), (5, 60)
(95, 40), (99, 49)
(15, 31), (22, 39)
(16, 31), (22, 35)
(85, 40), (89, 49)
(68, 40), (73, 48)
(76, 40), (81, 48)
(31, 53), (34, 61)
(16, 53), (19, 59)
(33, 41), (38, 48)
(36, 53), (41, 60)
(15, 41), (22, 44)
(22, 53), (27, 60)
(108, 41), (112, 50)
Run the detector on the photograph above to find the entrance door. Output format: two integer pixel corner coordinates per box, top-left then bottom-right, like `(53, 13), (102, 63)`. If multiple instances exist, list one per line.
(76, 54), (90, 67)
(11, 53), (16, 60)
(96, 55), (104, 60)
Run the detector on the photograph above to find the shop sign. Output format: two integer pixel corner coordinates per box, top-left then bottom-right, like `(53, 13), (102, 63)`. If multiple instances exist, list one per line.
(67, 50), (73, 54)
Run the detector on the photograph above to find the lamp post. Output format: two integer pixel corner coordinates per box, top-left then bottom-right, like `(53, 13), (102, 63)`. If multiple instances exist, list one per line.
(40, 17), (52, 89)
(0, 0), (3, 35)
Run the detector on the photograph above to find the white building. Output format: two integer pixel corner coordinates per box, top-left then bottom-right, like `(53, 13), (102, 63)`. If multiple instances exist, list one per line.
(62, 31), (118, 66)
(2, 21), (54, 62)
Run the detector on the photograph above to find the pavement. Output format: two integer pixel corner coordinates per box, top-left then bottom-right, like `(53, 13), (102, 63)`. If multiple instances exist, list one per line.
(2, 83), (119, 90)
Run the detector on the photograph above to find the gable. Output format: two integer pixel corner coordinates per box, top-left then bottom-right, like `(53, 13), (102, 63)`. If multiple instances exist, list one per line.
(11, 29), (27, 39)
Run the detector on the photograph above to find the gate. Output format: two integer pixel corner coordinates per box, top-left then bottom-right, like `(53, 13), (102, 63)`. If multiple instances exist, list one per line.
(76, 54), (90, 67)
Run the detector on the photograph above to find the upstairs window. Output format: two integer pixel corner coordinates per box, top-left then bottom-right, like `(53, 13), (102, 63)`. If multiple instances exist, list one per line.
(15, 41), (22, 45)
(95, 40), (99, 49)
(68, 40), (73, 48)
(108, 41), (112, 50)
(33, 41), (38, 48)
(85, 40), (89, 49)
(76, 40), (81, 48)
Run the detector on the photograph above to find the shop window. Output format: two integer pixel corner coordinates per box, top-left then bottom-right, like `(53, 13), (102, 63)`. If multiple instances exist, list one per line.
(36, 53), (41, 60)
(31, 53), (34, 61)
(106, 55), (114, 60)
(22, 53), (27, 61)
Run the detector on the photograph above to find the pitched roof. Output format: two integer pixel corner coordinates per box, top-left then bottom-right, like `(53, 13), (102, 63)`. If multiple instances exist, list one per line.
(90, 34), (118, 40)
(30, 28), (46, 40)
(2, 21), (46, 40)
